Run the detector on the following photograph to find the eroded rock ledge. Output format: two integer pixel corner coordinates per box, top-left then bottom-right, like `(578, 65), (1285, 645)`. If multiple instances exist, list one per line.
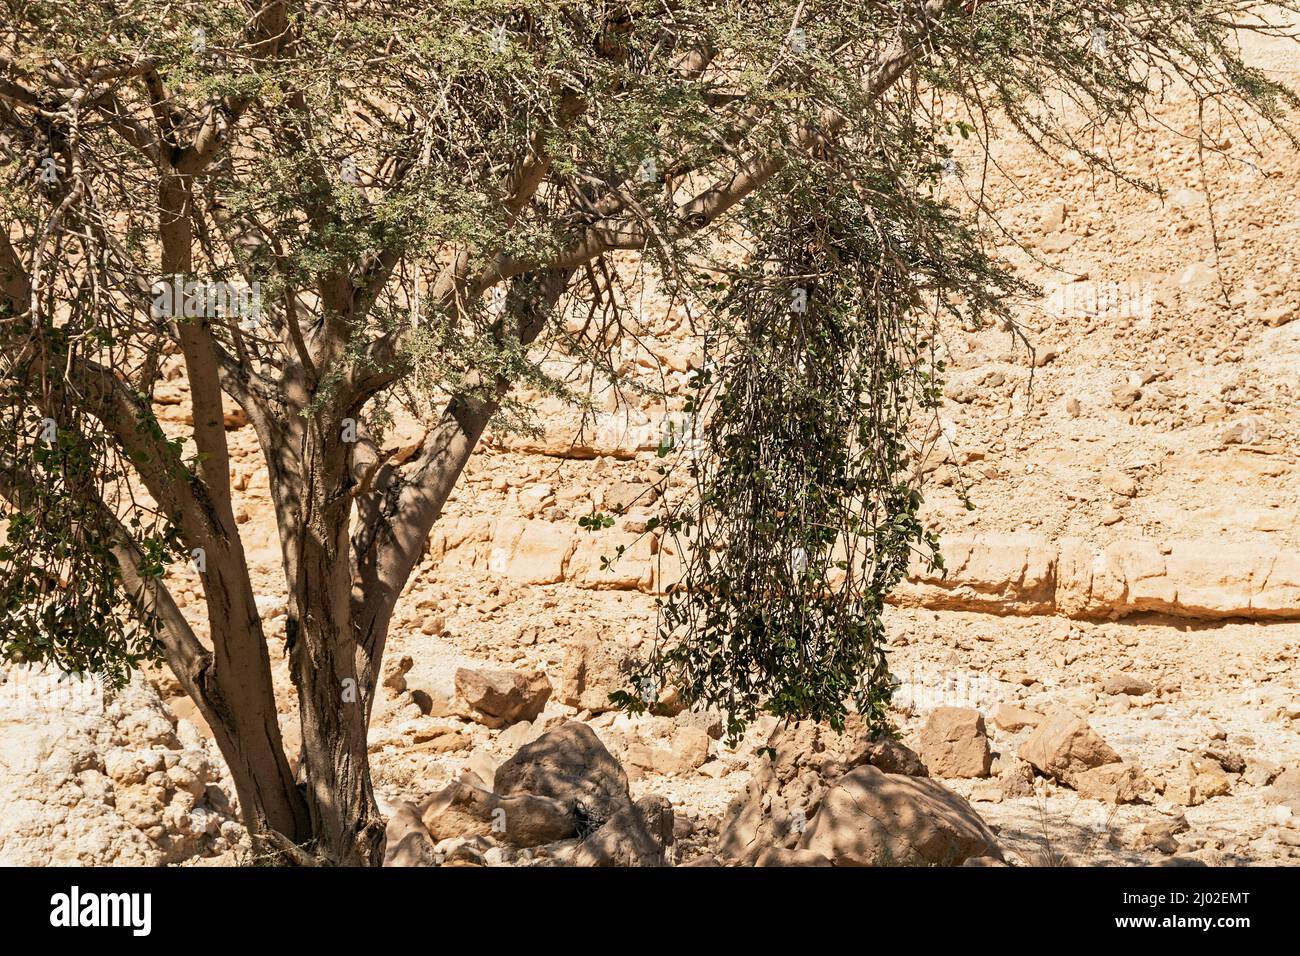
(430, 517), (1300, 621)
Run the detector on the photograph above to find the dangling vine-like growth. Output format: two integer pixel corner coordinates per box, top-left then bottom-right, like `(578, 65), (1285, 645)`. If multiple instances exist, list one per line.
(618, 163), (1027, 739)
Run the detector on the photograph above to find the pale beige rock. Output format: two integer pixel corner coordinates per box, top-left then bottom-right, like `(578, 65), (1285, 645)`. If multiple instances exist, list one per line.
(1039, 199), (1067, 232)
(0, 667), (241, 866)
(1138, 821), (1182, 855)
(419, 778), (573, 847)
(798, 765), (1003, 866)
(558, 629), (637, 712)
(382, 655), (414, 693)
(917, 707), (993, 778)
(1264, 765), (1300, 814)
(1102, 672), (1153, 696)
(892, 535), (1300, 621)
(993, 703), (1044, 732)
(1056, 538), (1300, 620)
(624, 726), (710, 777)
(567, 532), (655, 590)
(602, 480), (658, 514)
(1244, 758), (1280, 788)
(454, 666), (551, 729)
(1165, 757), (1233, 807)
(1019, 710), (1122, 787)
(895, 534), (1057, 614)
(1073, 762), (1152, 804)
(1101, 470), (1138, 497)
(504, 521), (575, 584)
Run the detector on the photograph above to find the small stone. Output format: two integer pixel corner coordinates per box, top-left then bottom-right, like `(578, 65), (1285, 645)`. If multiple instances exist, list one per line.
(1111, 385), (1141, 409)
(998, 760), (1036, 799)
(969, 781), (1004, 803)
(1139, 821), (1181, 855)
(1244, 759), (1280, 788)
(1165, 757), (1232, 807)
(1041, 232), (1076, 253)
(1204, 749), (1244, 775)
(1101, 470), (1138, 497)
(1169, 187), (1205, 210)
(1102, 673), (1153, 696)
(381, 654), (414, 693)
(1040, 200), (1067, 233)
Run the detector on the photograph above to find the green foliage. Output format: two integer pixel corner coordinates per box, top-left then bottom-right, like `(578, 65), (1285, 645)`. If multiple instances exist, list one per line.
(0, 408), (172, 685)
(577, 512), (617, 532)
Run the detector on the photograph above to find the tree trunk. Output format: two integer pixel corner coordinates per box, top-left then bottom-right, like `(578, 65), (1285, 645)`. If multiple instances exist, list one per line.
(289, 416), (386, 866)
(352, 391), (498, 722)
(195, 610), (314, 852)
(157, 171), (312, 857)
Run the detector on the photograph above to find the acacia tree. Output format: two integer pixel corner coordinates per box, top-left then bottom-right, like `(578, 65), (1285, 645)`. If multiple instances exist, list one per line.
(0, 1), (1294, 865)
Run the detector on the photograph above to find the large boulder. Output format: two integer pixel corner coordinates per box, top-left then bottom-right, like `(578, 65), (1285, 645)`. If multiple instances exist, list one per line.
(917, 707), (993, 778)
(797, 765), (1003, 866)
(1019, 711), (1122, 787)
(454, 667), (552, 729)
(419, 778), (573, 847)
(573, 795), (674, 867)
(494, 722), (632, 828)
(716, 718), (927, 864)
